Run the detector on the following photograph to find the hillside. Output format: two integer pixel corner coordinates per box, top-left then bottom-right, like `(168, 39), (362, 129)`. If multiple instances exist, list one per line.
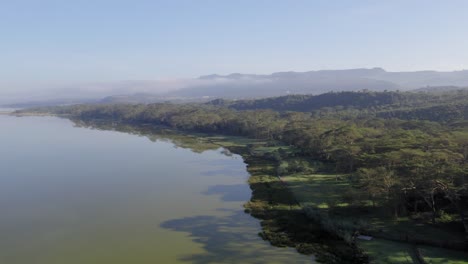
(165, 68), (468, 99)
(206, 90), (468, 122)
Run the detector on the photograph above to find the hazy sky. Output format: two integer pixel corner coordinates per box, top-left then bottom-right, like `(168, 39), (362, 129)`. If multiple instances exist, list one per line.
(1, 0), (468, 85)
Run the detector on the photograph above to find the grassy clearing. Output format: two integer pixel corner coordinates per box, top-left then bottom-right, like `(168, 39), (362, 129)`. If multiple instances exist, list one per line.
(358, 238), (417, 264)
(278, 165), (467, 264)
(419, 245), (468, 264)
(359, 238), (468, 264)
(203, 135), (261, 147)
(283, 173), (350, 208)
(365, 215), (466, 247)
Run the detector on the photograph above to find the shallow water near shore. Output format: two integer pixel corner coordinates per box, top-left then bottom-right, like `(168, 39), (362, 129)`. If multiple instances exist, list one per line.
(0, 115), (313, 264)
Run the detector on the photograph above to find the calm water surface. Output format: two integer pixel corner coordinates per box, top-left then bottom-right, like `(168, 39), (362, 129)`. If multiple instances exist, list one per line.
(0, 115), (313, 264)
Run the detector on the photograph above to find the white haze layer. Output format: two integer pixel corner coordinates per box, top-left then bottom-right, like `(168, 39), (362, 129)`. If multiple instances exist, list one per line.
(0, 78), (240, 104)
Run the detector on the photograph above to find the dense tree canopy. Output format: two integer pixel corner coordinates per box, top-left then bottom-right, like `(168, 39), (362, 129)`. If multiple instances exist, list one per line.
(22, 90), (468, 236)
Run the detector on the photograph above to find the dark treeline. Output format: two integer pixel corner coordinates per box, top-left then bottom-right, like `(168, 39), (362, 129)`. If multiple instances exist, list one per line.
(24, 90), (468, 239)
(377, 103), (468, 122)
(209, 90), (468, 121)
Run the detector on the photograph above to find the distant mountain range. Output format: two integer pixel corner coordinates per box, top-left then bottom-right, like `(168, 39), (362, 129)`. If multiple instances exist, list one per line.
(5, 68), (468, 107)
(170, 68), (468, 98)
(3, 98), (99, 109)
(98, 68), (468, 103)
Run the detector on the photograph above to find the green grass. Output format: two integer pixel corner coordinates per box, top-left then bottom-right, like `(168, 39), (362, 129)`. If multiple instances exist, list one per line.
(282, 173), (350, 208)
(359, 238), (468, 264)
(205, 135), (261, 147)
(277, 160), (468, 264)
(419, 245), (468, 264)
(365, 215), (466, 246)
(358, 238), (418, 264)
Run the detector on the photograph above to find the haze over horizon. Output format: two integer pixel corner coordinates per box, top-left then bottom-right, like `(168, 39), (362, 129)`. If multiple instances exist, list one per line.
(3, 67), (468, 105)
(2, 2), (468, 263)
(2, 1), (468, 102)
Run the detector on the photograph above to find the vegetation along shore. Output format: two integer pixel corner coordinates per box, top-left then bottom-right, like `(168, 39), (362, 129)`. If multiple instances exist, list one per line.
(19, 90), (468, 263)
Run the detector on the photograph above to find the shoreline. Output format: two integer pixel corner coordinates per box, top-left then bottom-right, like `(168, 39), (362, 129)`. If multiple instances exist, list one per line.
(0, 111), (53, 116)
(67, 118), (367, 263)
(6, 115), (468, 263)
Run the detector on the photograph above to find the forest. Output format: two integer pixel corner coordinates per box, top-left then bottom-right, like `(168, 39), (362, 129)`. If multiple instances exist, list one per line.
(21, 89), (468, 262)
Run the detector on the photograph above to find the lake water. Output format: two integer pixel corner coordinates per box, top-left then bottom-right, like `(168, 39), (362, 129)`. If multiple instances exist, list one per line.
(0, 115), (313, 264)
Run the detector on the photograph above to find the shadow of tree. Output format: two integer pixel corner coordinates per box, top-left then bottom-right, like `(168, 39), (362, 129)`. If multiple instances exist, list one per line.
(202, 184), (251, 202)
(160, 210), (314, 264)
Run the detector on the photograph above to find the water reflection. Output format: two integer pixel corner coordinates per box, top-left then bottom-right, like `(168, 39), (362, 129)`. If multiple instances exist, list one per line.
(0, 116), (314, 264)
(161, 210), (312, 264)
(71, 119), (224, 154)
(203, 184), (251, 202)
(70, 118), (315, 263)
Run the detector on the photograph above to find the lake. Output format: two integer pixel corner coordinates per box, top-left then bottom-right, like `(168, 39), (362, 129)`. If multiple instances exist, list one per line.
(0, 115), (313, 264)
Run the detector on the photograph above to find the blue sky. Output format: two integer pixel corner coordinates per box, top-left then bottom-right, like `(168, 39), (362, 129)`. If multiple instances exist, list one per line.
(1, 0), (468, 84)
